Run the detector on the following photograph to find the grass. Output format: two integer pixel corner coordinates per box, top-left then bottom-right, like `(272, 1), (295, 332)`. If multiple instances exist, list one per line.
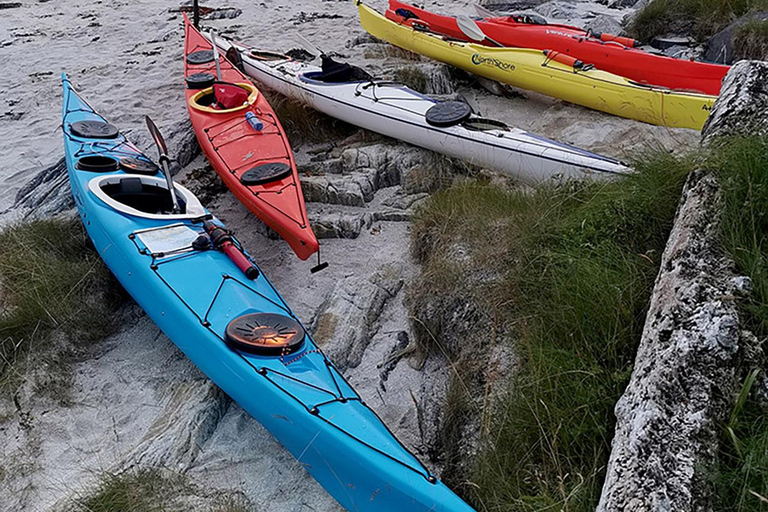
(0, 218), (120, 404)
(408, 149), (694, 510)
(628, 0), (768, 43)
(733, 19), (768, 61)
(706, 136), (768, 511)
(260, 90), (357, 144)
(394, 66), (429, 93)
(67, 468), (253, 512)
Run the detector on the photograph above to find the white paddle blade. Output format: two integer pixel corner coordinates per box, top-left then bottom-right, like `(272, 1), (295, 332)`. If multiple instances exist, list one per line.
(297, 34), (324, 58)
(473, 3), (496, 18)
(210, 30), (222, 81)
(456, 15), (487, 42)
(456, 14), (504, 46)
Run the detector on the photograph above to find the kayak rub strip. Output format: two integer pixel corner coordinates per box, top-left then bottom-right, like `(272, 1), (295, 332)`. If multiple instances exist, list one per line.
(356, 1), (715, 130)
(211, 36), (630, 184)
(62, 76), (475, 512)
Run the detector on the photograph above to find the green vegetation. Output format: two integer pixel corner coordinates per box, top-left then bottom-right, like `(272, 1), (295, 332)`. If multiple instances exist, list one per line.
(708, 136), (768, 511)
(628, 0), (768, 43)
(409, 150), (694, 510)
(261, 91), (357, 144)
(67, 468), (253, 512)
(394, 66), (429, 93)
(0, 218), (120, 404)
(734, 19), (768, 61)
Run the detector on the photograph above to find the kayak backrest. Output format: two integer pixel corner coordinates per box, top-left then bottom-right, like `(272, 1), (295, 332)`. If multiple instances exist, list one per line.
(88, 175), (206, 220)
(317, 55), (373, 83)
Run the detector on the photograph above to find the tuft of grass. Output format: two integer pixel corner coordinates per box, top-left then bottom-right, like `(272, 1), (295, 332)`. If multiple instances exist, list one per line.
(733, 19), (768, 61)
(409, 149), (694, 510)
(707, 136), (768, 512)
(261, 91), (357, 144)
(394, 66), (429, 93)
(67, 468), (254, 512)
(628, 0), (768, 43)
(0, 219), (121, 403)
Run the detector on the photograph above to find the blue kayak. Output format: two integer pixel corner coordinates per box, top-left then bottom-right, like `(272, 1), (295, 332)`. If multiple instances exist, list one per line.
(61, 74), (475, 512)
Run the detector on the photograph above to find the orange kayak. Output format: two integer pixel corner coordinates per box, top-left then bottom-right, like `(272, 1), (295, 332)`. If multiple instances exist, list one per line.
(183, 14), (318, 260)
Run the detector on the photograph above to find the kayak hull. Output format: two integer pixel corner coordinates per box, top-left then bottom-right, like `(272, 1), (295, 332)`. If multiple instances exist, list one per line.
(357, 2), (715, 130)
(212, 37), (630, 184)
(62, 76), (475, 512)
(387, 0), (728, 95)
(183, 15), (318, 260)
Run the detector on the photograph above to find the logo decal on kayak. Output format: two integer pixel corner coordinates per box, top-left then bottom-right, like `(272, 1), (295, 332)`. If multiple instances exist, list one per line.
(471, 54), (515, 72)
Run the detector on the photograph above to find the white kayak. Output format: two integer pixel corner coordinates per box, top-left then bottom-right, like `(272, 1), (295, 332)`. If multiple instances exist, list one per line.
(211, 36), (631, 184)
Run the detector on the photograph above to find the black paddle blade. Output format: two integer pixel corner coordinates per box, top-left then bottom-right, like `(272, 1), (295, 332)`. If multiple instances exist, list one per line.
(144, 116), (168, 158)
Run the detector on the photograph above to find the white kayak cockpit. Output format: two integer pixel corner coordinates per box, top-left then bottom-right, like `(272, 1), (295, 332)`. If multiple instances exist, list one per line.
(88, 174), (206, 220)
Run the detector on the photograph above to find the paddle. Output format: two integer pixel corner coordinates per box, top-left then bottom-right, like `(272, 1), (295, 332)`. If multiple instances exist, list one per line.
(456, 15), (503, 47)
(297, 34), (326, 59)
(192, 0), (200, 28)
(144, 116), (180, 214)
(210, 29), (223, 81)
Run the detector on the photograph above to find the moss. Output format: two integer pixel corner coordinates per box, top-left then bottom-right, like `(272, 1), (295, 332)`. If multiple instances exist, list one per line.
(408, 149), (694, 510)
(0, 218), (122, 404)
(260, 90), (357, 144)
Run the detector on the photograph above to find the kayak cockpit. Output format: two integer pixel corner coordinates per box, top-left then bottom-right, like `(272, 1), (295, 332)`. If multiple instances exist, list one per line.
(301, 56), (373, 84)
(89, 175), (206, 220)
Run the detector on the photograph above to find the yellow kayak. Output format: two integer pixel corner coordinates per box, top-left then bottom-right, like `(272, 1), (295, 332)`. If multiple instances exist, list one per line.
(356, 1), (715, 130)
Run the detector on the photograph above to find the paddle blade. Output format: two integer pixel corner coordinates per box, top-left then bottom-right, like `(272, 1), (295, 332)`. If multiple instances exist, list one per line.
(297, 34), (324, 58)
(456, 15), (487, 42)
(145, 116), (168, 158)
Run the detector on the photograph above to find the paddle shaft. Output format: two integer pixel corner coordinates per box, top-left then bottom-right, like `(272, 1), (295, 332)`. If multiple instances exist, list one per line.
(211, 30), (222, 80)
(158, 156), (181, 214)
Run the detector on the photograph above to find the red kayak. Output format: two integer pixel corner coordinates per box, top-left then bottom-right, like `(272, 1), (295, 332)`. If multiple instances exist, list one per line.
(386, 0), (729, 95)
(183, 14), (318, 260)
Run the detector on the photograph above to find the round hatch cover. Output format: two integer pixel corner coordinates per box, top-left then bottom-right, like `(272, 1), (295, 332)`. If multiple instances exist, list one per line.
(425, 101), (472, 127)
(186, 50), (215, 65)
(225, 312), (306, 355)
(76, 155), (119, 172)
(70, 120), (119, 139)
(186, 72), (216, 90)
(240, 163), (292, 186)
(119, 156), (160, 175)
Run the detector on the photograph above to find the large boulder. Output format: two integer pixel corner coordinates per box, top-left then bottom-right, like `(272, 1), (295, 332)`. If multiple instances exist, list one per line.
(705, 11), (768, 64)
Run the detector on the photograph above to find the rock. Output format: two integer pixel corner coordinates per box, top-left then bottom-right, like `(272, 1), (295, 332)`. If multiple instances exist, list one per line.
(702, 61), (768, 139)
(311, 263), (404, 371)
(9, 158), (74, 219)
(309, 209), (366, 239)
(205, 7), (242, 20)
(705, 11), (768, 64)
(533, 1), (578, 20)
(597, 59), (768, 512)
(596, 0), (637, 8)
(585, 14), (625, 37)
(126, 379), (230, 469)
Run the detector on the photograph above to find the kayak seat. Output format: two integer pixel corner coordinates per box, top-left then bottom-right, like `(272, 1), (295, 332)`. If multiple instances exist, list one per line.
(101, 178), (188, 215)
(315, 55), (373, 83)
